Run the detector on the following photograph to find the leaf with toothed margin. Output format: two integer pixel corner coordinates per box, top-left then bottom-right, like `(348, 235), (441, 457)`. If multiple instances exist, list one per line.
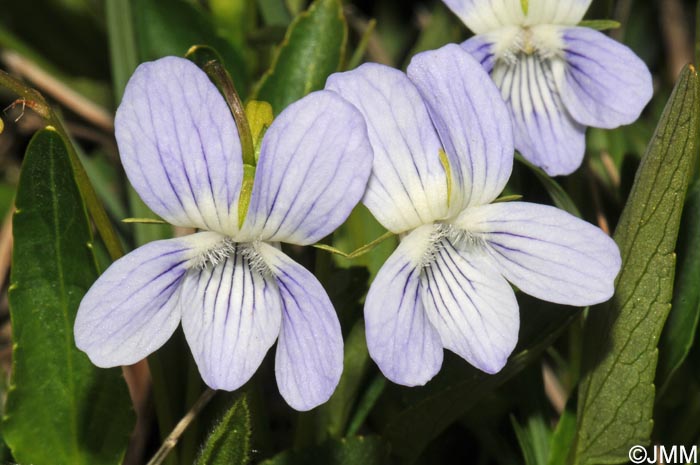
(195, 394), (251, 465)
(2, 128), (134, 465)
(570, 65), (698, 465)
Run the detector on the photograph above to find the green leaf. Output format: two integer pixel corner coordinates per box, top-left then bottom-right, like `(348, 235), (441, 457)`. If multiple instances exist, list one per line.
(516, 154), (582, 218)
(571, 66), (698, 465)
(578, 19), (621, 31)
(252, 0), (347, 114)
(546, 402), (577, 465)
(315, 322), (371, 440)
(405, 2), (464, 65)
(260, 436), (390, 465)
(511, 367), (552, 465)
(132, 0), (249, 95)
(381, 297), (580, 463)
(258, 0), (292, 26)
(106, 0), (138, 102)
(3, 128), (134, 465)
(195, 394), (251, 465)
(658, 180), (700, 390)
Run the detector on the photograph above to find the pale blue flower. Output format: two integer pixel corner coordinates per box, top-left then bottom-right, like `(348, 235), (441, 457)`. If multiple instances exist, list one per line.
(327, 44), (621, 385)
(442, 0), (653, 176)
(74, 57), (373, 410)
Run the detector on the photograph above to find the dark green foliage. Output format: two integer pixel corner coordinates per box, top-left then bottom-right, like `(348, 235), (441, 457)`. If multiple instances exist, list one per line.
(3, 129), (135, 465)
(196, 394), (251, 465)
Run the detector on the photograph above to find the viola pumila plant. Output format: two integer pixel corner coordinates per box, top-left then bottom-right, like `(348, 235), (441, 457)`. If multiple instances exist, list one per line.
(0, 0), (693, 464)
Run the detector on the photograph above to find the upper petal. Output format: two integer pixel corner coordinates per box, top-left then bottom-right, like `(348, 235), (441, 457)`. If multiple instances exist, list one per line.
(421, 238), (519, 374)
(441, 0), (525, 34)
(116, 57), (243, 234)
(491, 54), (586, 176)
(408, 44), (514, 210)
(525, 0), (592, 26)
(326, 63), (449, 234)
(442, 0), (591, 33)
(257, 243), (344, 411)
(241, 91), (372, 245)
(75, 235), (206, 367)
(364, 225), (444, 386)
(455, 202), (621, 306)
(180, 243), (283, 391)
(555, 27), (653, 129)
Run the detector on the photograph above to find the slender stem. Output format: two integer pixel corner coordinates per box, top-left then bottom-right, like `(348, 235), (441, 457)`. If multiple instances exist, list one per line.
(312, 231), (395, 259)
(202, 61), (255, 167)
(146, 389), (217, 465)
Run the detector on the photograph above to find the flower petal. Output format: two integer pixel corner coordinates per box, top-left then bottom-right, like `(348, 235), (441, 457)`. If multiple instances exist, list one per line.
(462, 35), (497, 73)
(116, 56), (243, 234)
(421, 239), (519, 374)
(555, 27), (653, 129)
(364, 225), (444, 386)
(456, 202), (621, 306)
(492, 54), (586, 176)
(258, 243), (343, 411)
(326, 64), (449, 233)
(75, 235), (203, 367)
(180, 243), (283, 391)
(525, 0), (592, 26)
(242, 91), (372, 245)
(407, 44), (514, 209)
(441, 0), (525, 34)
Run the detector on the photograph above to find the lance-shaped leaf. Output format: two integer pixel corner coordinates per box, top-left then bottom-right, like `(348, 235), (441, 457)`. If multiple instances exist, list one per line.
(571, 66), (698, 465)
(657, 179), (700, 390)
(260, 436), (389, 465)
(252, 0), (347, 114)
(3, 128), (135, 465)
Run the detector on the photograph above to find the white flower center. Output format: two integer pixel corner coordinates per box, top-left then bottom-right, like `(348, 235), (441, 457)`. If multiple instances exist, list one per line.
(193, 236), (272, 277)
(419, 223), (486, 268)
(490, 24), (564, 65)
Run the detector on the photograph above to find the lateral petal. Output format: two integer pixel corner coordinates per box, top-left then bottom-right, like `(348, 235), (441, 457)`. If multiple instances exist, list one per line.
(462, 35), (498, 73)
(116, 57), (243, 234)
(326, 64), (449, 233)
(455, 202), (621, 306)
(180, 243), (283, 391)
(492, 54), (586, 176)
(555, 27), (653, 129)
(408, 44), (514, 209)
(258, 243), (343, 411)
(75, 235), (205, 367)
(242, 91), (372, 245)
(364, 225), (444, 386)
(421, 239), (519, 374)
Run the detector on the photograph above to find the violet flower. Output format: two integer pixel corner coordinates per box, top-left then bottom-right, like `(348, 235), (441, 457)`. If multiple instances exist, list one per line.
(442, 0), (653, 176)
(74, 57), (373, 410)
(326, 44), (621, 385)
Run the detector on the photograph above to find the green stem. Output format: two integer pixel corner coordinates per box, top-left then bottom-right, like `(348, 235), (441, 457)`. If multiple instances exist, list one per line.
(313, 231), (395, 259)
(146, 389), (217, 465)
